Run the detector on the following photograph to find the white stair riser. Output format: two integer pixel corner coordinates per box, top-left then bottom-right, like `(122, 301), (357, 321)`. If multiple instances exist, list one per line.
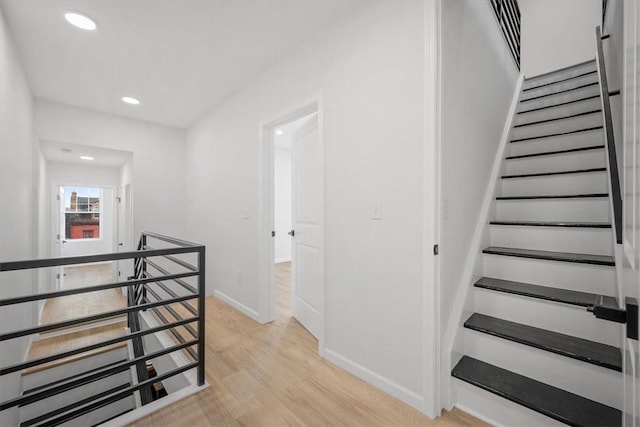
(489, 225), (613, 256)
(500, 172), (608, 197)
(464, 330), (622, 409)
(19, 370), (131, 422)
(504, 149), (606, 175)
(522, 73), (599, 101)
(474, 289), (621, 346)
(524, 62), (597, 89)
(453, 378), (568, 427)
(515, 97), (602, 126)
(495, 198), (610, 222)
(518, 85), (601, 113)
(483, 254), (615, 295)
(512, 112), (602, 140)
(509, 129), (604, 156)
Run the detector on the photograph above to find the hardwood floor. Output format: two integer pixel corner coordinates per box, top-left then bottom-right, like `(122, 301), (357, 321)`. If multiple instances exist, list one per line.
(129, 263), (488, 427)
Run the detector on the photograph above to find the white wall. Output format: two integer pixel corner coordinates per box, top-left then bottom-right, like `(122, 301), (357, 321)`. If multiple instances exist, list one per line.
(0, 6), (37, 426)
(186, 1), (431, 409)
(34, 101), (187, 242)
(520, 0), (602, 77)
(274, 146), (292, 263)
(440, 0), (519, 407)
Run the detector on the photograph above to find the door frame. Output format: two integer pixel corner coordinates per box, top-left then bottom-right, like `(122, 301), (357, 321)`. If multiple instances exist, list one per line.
(258, 96), (325, 353)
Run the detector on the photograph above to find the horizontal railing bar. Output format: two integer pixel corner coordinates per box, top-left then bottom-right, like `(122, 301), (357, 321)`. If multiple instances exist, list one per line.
(142, 231), (202, 248)
(145, 262), (198, 294)
(146, 274), (198, 317)
(1, 316), (197, 376)
(0, 246), (203, 272)
(149, 306), (198, 360)
(146, 288), (198, 338)
(1, 294), (197, 341)
(39, 362), (198, 427)
(20, 383), (131, 427)
(3, 338), (197, 411)
(0, 271), (198, 306)
(144, 245), (198, 272)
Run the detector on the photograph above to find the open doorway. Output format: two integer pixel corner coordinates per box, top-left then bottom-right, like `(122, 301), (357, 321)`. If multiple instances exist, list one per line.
(260, 99), (324, 351)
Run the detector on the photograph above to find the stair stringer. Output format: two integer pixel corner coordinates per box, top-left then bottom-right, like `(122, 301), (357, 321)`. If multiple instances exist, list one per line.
(441, 73), (524, 410)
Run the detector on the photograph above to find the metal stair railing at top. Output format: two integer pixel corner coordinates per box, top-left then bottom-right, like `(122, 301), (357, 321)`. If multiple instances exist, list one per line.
(0, 231), (206, 425)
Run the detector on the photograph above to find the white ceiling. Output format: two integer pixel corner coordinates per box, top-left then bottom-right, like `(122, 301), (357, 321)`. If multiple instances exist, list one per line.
(1, 0), (358, 128)
(40, 139), (132, 168)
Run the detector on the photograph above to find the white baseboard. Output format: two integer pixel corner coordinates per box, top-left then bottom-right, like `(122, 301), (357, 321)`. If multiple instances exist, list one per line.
(274, 257), (291, 264)
(213, 290), (261, 322)
(323, 348), (424, 412)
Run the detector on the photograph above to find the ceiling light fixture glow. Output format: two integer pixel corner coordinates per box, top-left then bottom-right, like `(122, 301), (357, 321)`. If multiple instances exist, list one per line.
(80, 156), (94, 161)
(122, 96), (140, 105)
(64, 12), (97, 31)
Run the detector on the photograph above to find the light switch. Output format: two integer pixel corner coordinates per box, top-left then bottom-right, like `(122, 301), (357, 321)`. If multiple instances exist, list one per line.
(371, 200), (382, 220)
(241, 208), (249, 220)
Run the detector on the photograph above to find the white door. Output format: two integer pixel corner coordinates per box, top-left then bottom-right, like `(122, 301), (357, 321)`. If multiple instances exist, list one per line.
(622, 2), (640, 424)
(291, 113), (322, 339)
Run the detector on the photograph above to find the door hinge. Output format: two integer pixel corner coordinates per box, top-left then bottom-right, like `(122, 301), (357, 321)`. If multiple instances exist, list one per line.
(288, 230), (295, 237)
(56, 233), (60, 241)
(271, 231), (275, 237)
(56, 273), (60, 279)
(56, 194), (60, 201)
(116, 197), (121, 203)
(433, 244), (439, 255)
(590, 296), (638, 340)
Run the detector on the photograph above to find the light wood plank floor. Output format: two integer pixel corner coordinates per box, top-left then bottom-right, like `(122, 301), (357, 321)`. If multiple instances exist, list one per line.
(129, 263), (488, 427)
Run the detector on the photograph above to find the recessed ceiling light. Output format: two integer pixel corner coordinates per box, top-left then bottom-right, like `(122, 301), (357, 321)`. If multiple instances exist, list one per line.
(122, 96), (140, 105)
(80, 156), (94, 161)
(275, 129), (283, 135)
(64, 12), (97, 31)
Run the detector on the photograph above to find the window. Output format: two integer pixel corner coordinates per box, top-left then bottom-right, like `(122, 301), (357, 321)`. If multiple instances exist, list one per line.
(64, 186), (101, 240)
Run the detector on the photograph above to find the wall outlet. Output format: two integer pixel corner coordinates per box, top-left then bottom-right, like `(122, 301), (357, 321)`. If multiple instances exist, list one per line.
(370, 200), (382, 220)
(241, 208), (249, 220)
(235, 270), (242, 285)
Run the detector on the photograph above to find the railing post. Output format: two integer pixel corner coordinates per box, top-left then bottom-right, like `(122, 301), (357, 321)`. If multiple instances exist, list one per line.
(141, 233), (148, 303)
(197, 246), (206, 386)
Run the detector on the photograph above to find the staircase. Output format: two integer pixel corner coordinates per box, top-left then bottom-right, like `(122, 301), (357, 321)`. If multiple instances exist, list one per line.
(451, 59), (623, 426)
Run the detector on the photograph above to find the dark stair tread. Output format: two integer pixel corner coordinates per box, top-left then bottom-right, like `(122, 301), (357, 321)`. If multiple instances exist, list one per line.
(452, 356), (621, 427)
(464, 313), (622, 371)
(521, 82), (598, 103)
(506, 145), (605, 160)
(490, 220), (611, 228)
(523, 70), (597, 92)
(483, 246), (615, 266)
(511, 125), (603, 143)
(497, 193), (608, 200)
(502, 167), (606, 179)
(513, 109), (601, 128)
(518, 94), (600, 115)
(474, 276), (617, 307)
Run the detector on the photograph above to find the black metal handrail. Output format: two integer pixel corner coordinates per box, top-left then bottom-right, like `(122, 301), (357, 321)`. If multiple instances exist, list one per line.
(595, 26), (623, 244)
(0, 231), (206, 425)
(490, 0), (521, 70)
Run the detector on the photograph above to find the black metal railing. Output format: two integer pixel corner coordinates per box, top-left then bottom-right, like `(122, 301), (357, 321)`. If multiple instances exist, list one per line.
(595, 26), (623, 244)
(0, 231), (205, 425)
(490, 0), (521, 70)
